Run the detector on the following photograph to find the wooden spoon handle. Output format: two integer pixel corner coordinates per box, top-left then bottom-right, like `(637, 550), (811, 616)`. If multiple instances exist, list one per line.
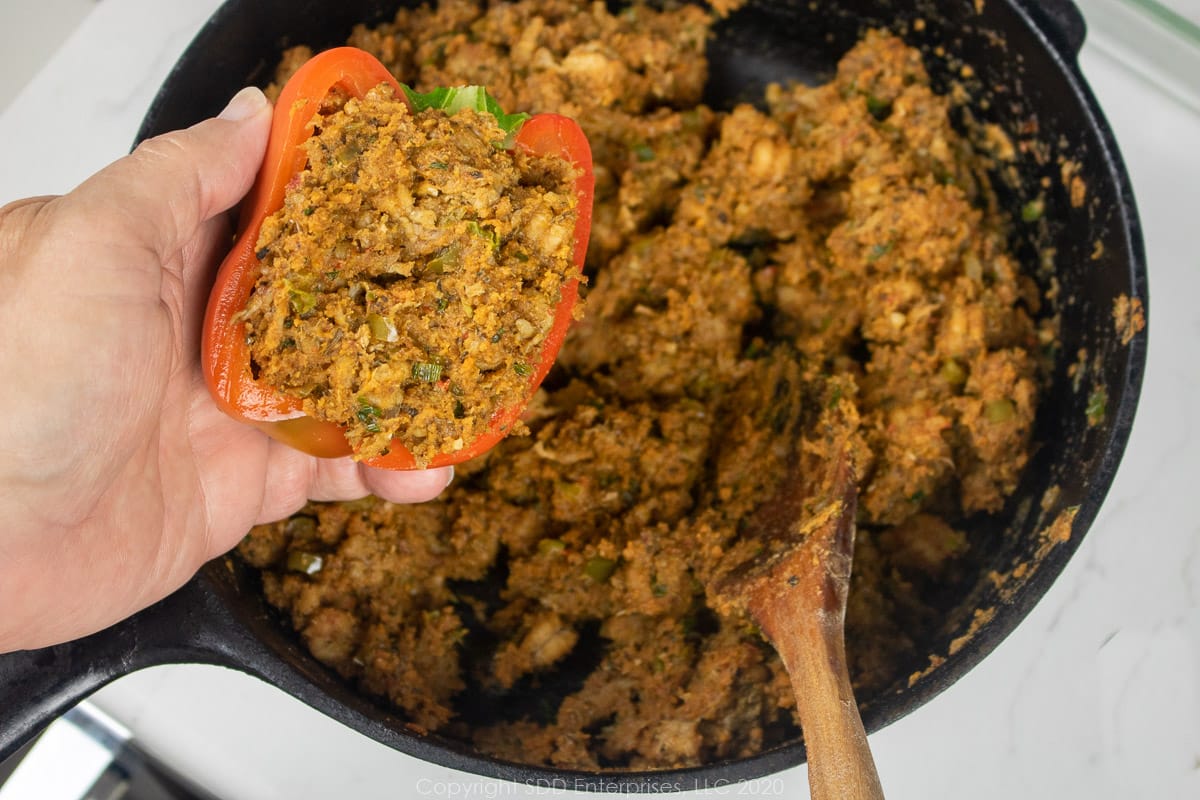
(754, 595), (885, 800)
(726, 440), (881, 799)
(792, 618), (884, 799)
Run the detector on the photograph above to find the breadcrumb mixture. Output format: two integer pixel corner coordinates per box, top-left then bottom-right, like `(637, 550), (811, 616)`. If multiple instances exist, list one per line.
(245, 86), (577, 464)
(241, 0), (1050, 771)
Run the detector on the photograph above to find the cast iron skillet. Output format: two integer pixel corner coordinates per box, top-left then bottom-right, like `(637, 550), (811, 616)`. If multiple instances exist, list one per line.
(0, 0), (1146, 790)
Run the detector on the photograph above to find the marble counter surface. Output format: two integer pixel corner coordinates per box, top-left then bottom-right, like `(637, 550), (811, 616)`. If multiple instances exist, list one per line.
(1, 1), (1197, 798)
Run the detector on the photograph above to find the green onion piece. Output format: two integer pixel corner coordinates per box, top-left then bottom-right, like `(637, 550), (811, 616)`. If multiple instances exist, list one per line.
(280, 337), (296, 349)
(286, 551), (324, 576)
(743, 339), (768, 359)
(867, 242), (893, 263)
(303, 206), (316, 216)
(984, 398), (1016, 423)
(513, 362), (532, 377)
(355, 398), (382, 433)
(556, 480), (583, 499)
(412, 362), (444, 382)
(940, 359), (968, 386)
(538, 538), (566, 555)
(429, 161), (449, 170)
(367, 313), (398, 342)
(1022, 199), (1044, 223)
(681, 108), (706, 132)
(287, 285), (318, 315)
(466, 221), (500, 251)
(933, 163), (956, 186)
(284, 516), (317, 539)
(1085, 386), (1107, 427)
(584, 556), (617, 583)
(453, 400), (466, 419)
(632, 143), (655, 162)
(336, 143), (362, 164)
(435, 296), (450, 313)
(255, 246), (270, 260)
(865, 94), (890, 119)
(424, 243), (460, 275)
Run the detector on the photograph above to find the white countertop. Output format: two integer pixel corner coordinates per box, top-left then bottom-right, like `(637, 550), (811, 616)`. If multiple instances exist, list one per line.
(2, 1), (1198, 798)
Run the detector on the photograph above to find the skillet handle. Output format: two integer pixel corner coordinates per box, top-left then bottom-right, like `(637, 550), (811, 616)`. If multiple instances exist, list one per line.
(0, 579), (233, 762)
(1019, 0), (1088, 59)
(0, 619), (150, 761)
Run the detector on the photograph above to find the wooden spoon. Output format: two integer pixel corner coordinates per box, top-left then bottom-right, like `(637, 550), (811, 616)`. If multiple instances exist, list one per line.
(712, 433), (884, 799)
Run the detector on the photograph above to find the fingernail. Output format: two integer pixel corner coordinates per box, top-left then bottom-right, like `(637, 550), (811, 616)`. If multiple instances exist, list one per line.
(445, 466), (456, 488)
(218, 86), (268, 121)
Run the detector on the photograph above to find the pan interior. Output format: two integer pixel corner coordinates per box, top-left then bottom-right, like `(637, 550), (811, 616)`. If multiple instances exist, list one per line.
(152, 0), (1143, 785)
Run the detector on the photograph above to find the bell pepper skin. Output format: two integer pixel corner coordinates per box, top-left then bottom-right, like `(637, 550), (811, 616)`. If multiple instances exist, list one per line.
(202, 47), (594, 469)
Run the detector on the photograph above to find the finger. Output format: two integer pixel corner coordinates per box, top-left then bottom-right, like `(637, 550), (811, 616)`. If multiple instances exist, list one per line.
(307, 458), (454, 504)
(67, 87), (271, 262)
(254, 437), (319, 525)
(256, 451), (373, 508)
(307, 457), (374, 501)
(0, 195), (56, 225)
(253, 438), (454, 525)
(185, 379), (275, 554)
(362, 464), (454, 504)
(178, 212), (235, 353)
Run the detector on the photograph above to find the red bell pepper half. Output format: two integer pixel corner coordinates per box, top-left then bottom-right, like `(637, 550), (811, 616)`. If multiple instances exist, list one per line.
(202, 47), (594, 470)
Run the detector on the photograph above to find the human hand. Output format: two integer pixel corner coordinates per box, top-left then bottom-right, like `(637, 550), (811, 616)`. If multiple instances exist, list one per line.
(0, 87), (453, 652)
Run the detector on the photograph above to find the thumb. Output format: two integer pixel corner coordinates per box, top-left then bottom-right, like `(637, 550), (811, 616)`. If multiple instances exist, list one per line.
(68, 87), (272, 260)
